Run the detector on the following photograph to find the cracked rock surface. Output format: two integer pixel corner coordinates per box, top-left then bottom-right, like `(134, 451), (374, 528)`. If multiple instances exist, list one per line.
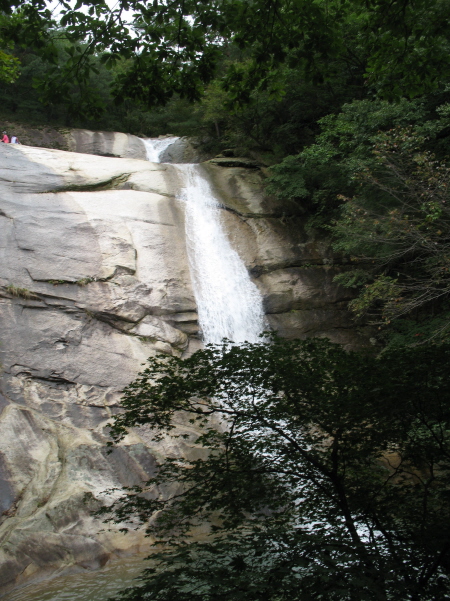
(0, 141), (367, 593)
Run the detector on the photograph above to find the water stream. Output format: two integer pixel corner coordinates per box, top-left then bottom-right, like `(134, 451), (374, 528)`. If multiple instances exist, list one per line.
(144, 137), (265, 344)
(179, 163), (265, 343)
(142, 136), (179, 163)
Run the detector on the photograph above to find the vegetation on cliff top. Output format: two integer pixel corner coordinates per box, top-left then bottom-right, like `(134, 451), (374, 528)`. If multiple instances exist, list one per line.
(1, 0), (450, 143)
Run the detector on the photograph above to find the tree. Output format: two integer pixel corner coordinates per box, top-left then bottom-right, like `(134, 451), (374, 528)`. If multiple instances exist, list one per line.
(332, 126), (450, 332)
(2, 0), (450, 115)
(0, 15), (20, 82)
(265, 96), (450, 225)
(102, 337), (450, 601)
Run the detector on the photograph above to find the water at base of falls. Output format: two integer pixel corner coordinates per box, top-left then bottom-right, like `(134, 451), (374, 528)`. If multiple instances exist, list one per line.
(2, 554), (148, 601)
(143, 137), (265, 344)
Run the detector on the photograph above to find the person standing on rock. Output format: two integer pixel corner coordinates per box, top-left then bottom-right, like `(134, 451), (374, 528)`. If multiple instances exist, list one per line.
(1, 131), (9, 143)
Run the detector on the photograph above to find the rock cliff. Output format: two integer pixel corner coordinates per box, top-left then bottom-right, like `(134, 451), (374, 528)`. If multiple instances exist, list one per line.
(0, 123), (204, 162)
(0, 138), (366, 593)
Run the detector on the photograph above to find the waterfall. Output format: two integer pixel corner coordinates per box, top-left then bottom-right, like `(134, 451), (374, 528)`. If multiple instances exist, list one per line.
(142, 138), (265, 344)
(179, 164), (265, 344)
(142, 137), (179, 162)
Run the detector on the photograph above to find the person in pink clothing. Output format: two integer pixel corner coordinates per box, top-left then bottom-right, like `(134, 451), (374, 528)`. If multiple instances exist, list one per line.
(1, 132), (9, 143)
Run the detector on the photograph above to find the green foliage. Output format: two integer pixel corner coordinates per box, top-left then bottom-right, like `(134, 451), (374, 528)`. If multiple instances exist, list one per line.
(379, 310), (450, 349)
(5, 284), (39, 299)
(198, 64), (360, 159)
(363, 0), (450, 100)
(332, 127), (450, 327)
(103, 337), (450, 600)
(2, 0), (450, 160)
(1, 0), (450, 116)
(265, 96), (450, 225)
(333, 269), (372, 289)
(0, 49), (20, 82)
(0, 14), (21, 82)
(0, 39), (205, 135)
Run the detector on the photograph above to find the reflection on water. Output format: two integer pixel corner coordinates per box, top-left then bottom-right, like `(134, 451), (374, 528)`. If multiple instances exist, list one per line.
(2, 554), (149, 601)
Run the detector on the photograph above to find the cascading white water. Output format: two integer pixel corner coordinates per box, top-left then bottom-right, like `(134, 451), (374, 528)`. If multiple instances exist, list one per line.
(142, 137), (179, 162)
(179, 164), (265, 344)
(142, 138), (265, 344)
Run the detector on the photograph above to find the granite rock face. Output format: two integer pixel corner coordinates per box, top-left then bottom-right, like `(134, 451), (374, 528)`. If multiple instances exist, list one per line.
(67, 129), (148, 160)
(0, 142), (365, 593)
(0, 124), (148, 159)
(202, 162), (368, 347)
(67, 131), (205, 163)
(0, 144), (198, 593)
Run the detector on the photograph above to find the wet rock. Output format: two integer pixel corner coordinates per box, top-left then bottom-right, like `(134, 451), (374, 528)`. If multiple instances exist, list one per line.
(158, 136), (204, 163)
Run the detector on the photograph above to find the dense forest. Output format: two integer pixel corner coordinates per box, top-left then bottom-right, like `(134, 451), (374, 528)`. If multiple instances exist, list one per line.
(2, 1), (450, 599)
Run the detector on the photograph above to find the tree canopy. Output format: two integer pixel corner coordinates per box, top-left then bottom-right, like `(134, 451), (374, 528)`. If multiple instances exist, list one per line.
(102, 337), (450, 601)
(264, 95), (450, 339)
(2, 0), (450, 111)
